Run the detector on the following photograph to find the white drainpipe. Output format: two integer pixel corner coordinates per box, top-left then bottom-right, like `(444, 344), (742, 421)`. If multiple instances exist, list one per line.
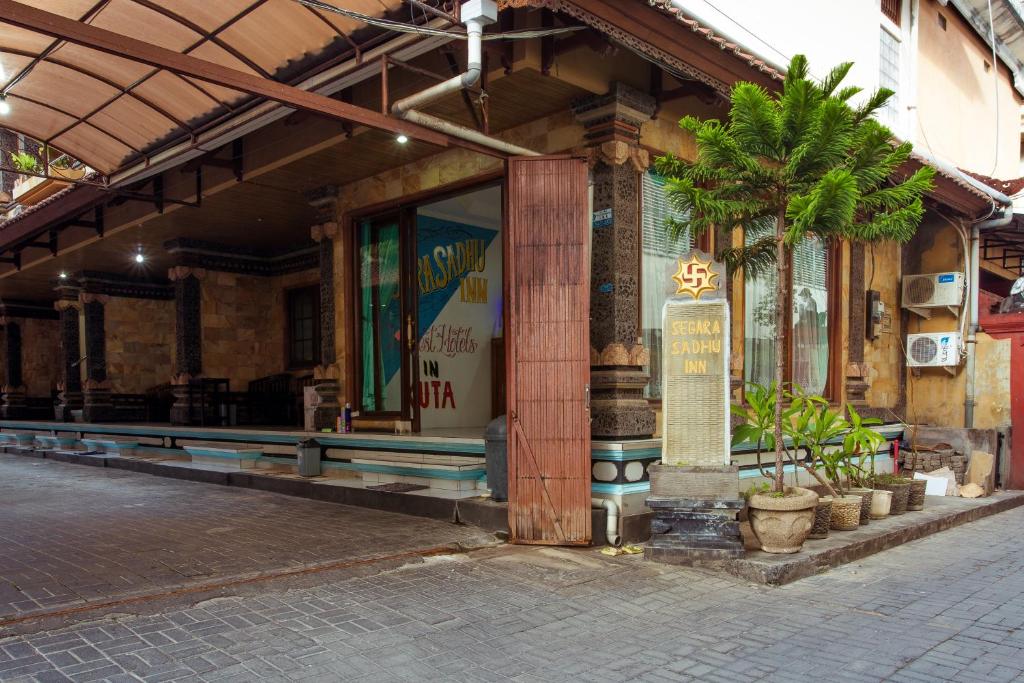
(391, 0), (539, 157)
(965, 204), (1014, 428)
(592, 498), (621, 547)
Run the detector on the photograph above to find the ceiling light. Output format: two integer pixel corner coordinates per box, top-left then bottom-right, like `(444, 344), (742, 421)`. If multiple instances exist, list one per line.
(396, 134), (409, 144)
(58, 271), (67, 279)
(134, 252), (145, 264)
(0, 97), (10, 116)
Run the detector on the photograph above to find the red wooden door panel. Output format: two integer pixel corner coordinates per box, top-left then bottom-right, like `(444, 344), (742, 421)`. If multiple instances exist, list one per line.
(505, 156), (591, 545)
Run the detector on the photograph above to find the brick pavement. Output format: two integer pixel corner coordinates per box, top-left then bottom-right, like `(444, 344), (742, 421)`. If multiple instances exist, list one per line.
(2, 453), (1024, 681)
(0, 454), (495, 622)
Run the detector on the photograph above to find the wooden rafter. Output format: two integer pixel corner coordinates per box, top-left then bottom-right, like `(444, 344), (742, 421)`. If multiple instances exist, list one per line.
(0, 0), (503, 157)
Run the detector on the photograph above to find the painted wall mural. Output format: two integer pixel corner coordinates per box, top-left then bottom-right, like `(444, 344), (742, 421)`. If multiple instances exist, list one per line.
(416, 193), (502, 430)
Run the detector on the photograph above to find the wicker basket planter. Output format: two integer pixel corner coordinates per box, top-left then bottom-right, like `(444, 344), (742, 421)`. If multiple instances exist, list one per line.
(809, 496), (833, 539)
(829, 495), (862, 531)
(873, 478), (911, 515)
(869, 489), (892, 519)
(906, 478), (927, 511)
(847, 487), (874, 525)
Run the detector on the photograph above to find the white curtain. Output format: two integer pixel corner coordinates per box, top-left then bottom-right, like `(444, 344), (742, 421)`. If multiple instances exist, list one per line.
(743, 228), (829, 395)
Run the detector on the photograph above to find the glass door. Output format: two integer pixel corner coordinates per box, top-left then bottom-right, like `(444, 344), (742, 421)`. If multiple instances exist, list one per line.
(356, 215), (418, 426)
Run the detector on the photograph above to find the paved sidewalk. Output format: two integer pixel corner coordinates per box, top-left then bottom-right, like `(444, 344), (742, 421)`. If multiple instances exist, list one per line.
(0, 454), (495, 622)
(2, 454), (1023, 682)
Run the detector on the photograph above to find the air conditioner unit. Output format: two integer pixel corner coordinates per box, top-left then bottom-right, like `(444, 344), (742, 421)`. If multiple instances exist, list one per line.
(906, 331), (962, 374)
(901, 272), (965, 318)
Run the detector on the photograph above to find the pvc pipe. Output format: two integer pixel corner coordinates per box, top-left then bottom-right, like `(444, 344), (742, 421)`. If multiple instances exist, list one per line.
(592, 497), (621, 547)
(391, 7), (540, 157)
(402, 110), (538, 157)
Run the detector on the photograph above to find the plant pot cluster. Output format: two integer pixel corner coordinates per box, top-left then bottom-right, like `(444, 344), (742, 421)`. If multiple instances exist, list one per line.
(737, 383), (931, 555)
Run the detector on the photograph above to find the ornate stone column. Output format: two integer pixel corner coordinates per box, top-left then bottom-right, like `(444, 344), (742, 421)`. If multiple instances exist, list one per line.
(55, 297), (83, 421)
(846, 243), (869, 406)
(79, 293), (115, 422)
(572, 82), (657, 439)
(169, 266), (205, 425)
(0, 318), (27, 419)
(308, 185), (342, 431)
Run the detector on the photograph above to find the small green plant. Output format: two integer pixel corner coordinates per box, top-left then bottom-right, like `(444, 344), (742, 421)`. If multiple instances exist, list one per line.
(733, 382), (889, 497)
(10, 151), (39, 173)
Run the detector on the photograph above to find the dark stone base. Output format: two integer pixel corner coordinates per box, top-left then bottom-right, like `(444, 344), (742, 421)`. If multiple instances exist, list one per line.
(169, 384), (193, 426)
(589, 366), (655, 439)
(82, 390), (116, 423)
(312, 405), (341, 432)
(0, 405), (29, 419)
(55, 393), (82, 422)
(646, 497), (745, 561)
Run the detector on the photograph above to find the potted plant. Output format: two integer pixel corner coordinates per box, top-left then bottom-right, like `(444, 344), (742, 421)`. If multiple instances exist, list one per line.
(873, 473), (911, 515)
(40, 145), (85, 181)
(659, 53), (933, 553)
(733, 382), (819, 552)
(10, 151), (39, 174)
(905, 477), (927, 511)
(842, 405), (888, 524)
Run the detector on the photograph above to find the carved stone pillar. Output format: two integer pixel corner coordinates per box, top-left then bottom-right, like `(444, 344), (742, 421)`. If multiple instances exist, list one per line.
(169, 266), (205, 425)
(55, 298), (83, 421)
(846, 243), (869, 405)
(308, 185), (342, 431)
(572, 82), (657, 439)
(0, 318), (27, 419)
(78, 293), (115, 422)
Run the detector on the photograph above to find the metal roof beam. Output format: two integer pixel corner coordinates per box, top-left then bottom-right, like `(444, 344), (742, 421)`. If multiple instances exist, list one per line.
(0, 0), (503, 156)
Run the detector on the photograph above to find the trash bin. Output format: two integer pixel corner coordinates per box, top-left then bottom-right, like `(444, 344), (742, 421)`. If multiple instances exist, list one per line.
(485, 415), (507, 502)
(297, 439), (321, 477)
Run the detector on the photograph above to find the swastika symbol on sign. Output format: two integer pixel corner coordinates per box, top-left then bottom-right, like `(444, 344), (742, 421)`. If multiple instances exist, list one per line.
(672, 253), (719, 300)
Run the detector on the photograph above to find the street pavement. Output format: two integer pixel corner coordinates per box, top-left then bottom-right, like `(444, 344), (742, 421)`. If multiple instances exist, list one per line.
(1, 453), (1023, 682)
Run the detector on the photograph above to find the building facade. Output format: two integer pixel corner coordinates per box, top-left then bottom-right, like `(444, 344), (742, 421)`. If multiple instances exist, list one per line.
(0, 0), (1021, 542)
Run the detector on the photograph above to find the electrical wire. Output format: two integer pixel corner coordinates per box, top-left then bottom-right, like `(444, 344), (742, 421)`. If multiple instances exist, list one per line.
(297, 0), (587, 39)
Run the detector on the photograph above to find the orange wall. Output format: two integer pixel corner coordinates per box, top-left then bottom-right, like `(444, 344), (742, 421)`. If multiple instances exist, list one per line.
(916, 0), (1023, 177)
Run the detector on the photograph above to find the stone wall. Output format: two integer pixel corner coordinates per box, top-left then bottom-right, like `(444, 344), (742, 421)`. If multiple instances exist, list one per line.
(201, 269), (319, 389)
(18, 318), (60, 397)
(863, 240), (903, 410)
(105, 297), (174, 394)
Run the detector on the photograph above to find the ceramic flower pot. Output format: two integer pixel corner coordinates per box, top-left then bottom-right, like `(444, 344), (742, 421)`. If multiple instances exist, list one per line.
(847, 487), (874, 525)
(748, 487), (819, 554)
(809, 495), (833, 539)
(869, 489), (893, 519)
(829, 495), (863, 531)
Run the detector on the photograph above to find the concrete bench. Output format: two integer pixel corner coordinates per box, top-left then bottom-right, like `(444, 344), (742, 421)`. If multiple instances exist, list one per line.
(80, 438), (139, 457)
(183, 444), (263, 469)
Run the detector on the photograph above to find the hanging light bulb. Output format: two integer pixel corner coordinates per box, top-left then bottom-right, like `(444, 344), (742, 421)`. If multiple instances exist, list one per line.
(395, 134), (409, 144)
(58, 271), (67, 279)
(134, 250), (144, 264)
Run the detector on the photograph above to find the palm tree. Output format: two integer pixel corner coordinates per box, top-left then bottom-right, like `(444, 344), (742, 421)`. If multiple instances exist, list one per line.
(655, 55), (934, 494)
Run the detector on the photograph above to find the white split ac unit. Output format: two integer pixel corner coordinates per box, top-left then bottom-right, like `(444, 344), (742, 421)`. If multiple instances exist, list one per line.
(906, 331), (962, 373)
(901, 272), (965, 318)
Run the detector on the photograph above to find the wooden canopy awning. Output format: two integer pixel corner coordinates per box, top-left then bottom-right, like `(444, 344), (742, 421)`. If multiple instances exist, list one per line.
(0, 0), (426, 175)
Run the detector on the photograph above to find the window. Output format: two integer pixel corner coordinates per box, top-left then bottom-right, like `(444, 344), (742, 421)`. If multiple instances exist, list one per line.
(881, 0), (902, 26)
(879, 26), (901, 126)
(640, 170), (691, 399)
(287, 285), (320, 368)
(743, 223), (831, 396)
